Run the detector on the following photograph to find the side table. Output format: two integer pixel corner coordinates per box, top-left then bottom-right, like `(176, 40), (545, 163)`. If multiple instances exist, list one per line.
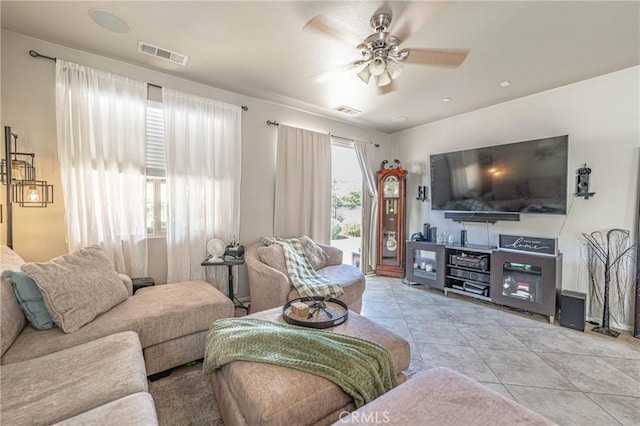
(132, 277), (155, 294)
(201, 256), (249, 313)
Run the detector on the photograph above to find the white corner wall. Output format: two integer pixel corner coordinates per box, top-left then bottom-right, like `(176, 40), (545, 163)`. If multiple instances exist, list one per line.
(1, 30), (390, 297)
(392, 66), (640, 329)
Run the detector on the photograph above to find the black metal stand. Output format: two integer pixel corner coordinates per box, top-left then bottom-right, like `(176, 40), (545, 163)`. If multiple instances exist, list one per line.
(201, 256), (249, 313)
(5, 127), (13, 249)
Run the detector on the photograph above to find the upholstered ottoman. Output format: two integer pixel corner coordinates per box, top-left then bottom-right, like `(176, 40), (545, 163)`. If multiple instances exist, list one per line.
(207, 307), (410, 426)
(337, 367), (554, 426)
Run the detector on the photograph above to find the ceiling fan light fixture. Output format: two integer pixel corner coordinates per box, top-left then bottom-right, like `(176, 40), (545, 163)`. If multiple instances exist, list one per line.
(397, 49), (410, 63)
(376, 70), (392, 87)
(389, 67), (402, 80)
(357, 66), (372, 84)
(369, 57), (386, 76)
(307, 5), (469, 92)
(386, 60), (402, 79)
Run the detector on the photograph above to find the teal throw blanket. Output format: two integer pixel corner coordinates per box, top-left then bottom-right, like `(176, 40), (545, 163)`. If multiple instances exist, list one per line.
(203, 318), (397, 408)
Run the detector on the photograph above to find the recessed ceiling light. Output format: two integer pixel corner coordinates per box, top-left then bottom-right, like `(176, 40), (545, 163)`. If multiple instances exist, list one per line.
(442, 97), (451, 102)
(89, 9), (131, 34)
(391, 116), (408, 122)
(499, 81), (511, 87)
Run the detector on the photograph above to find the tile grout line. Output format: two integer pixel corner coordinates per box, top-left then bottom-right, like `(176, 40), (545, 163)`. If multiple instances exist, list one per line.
(365, 276), (640, 425)
(451, 321), (526, 402)
(581, 392), (625, 426)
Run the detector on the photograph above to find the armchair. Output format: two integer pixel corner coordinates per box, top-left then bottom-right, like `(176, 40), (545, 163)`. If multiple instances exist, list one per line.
(246, 241), (365, 313)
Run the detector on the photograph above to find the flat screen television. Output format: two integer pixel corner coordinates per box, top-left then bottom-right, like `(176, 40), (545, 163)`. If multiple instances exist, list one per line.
(430, 135), (568, 215)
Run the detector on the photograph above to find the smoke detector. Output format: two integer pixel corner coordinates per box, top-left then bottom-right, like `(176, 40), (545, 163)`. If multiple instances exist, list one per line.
(138, 41), (189, 66)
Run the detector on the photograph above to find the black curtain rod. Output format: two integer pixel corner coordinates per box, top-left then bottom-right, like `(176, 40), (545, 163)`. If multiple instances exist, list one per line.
(266, 120), (379, 148)
(29, 50), (56, 61)
(331, 134), (380, 148)
(30, 50), (248, 111)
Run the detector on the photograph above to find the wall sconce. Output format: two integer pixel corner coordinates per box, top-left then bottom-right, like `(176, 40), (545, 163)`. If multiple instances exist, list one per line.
(417, 185), (429, 202)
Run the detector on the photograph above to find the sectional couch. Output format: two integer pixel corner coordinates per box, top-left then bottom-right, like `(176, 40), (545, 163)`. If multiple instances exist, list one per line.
(0, 245), (234, 424)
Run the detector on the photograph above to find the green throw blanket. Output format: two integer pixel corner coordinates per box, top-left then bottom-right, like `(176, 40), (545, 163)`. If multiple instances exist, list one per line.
(203, 318), (397, 408)
(262, 237), (344, 298)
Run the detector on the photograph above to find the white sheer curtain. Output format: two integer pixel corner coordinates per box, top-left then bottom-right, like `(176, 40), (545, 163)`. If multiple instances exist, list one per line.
(55, 60), (147, 276)
(274, 125), (331, 243)
(354, 141), (378, 273)
(162, 88), (242, 287)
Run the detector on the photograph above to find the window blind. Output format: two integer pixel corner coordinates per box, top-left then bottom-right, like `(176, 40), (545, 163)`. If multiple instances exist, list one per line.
(146, 99), (166, 177)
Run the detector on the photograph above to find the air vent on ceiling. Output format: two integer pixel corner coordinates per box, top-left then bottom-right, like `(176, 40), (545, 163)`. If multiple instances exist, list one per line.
(333, 105), (362, 116)
(138, 41), (189, 66)
(334, 105), (362, 115)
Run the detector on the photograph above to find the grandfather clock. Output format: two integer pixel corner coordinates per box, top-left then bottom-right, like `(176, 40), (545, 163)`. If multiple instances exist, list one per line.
(376, 160), (406, 277)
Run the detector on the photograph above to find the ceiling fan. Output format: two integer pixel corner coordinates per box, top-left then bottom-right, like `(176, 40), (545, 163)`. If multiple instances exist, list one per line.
(304, 2), (469, 91)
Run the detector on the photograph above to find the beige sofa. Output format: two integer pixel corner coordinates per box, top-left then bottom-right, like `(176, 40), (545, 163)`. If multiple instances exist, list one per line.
(1, 246), (234, 375)
(1, 331), (158, 425)
(0, 245), (234, 424)
(246, 241), (366, 313)
(337, 367), (555, 425)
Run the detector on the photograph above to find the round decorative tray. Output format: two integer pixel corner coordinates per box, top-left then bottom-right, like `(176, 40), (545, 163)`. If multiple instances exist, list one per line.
(283, 297), (348, 329)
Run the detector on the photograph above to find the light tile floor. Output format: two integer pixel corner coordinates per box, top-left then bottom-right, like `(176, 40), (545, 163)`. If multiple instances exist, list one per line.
(362, 275), (640, 426)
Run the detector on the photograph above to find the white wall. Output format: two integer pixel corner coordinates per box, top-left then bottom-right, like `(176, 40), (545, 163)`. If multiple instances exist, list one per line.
(392, 66), (640, 329)
(1, 30), (390, 298)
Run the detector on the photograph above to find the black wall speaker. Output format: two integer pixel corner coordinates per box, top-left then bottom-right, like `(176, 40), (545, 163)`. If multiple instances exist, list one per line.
(423, 223), (431, 241)
(560, 290), (586, 331)
(429, 227), (438, 242)
(576, 166), (591, 195)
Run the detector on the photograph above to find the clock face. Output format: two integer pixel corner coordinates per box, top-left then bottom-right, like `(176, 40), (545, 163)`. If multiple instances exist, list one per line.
(383, 176), (399, 198)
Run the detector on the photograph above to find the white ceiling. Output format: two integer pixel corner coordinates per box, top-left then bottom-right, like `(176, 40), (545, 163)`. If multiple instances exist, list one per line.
(2, 1), (639, 134)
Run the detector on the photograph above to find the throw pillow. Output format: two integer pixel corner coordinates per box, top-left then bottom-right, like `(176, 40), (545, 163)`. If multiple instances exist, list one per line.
(1, 244), (26, 272)
(299, 236), (329, 270)
(257, 245), (289, 277)
(1, 273), (27, 357)
(6, 271), (55, 330)
(21, 245), (128, 333)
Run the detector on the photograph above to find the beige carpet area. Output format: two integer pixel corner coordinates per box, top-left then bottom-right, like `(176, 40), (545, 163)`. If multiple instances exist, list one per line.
(148, 362), (224, 426)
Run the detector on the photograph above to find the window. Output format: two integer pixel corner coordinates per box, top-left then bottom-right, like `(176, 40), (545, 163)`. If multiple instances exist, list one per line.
(146, 98), (167, 236)
(146, 178), (167, 235)
(330, 142), (363, 265)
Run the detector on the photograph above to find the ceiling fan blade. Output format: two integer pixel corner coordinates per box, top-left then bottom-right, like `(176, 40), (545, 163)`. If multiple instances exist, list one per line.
(391, 1), (449, 43)
(377, 79), (398, 95)
(403, 48), (469, 67)
(303, 15), (362, 48)
(311, 61), (364, 84)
